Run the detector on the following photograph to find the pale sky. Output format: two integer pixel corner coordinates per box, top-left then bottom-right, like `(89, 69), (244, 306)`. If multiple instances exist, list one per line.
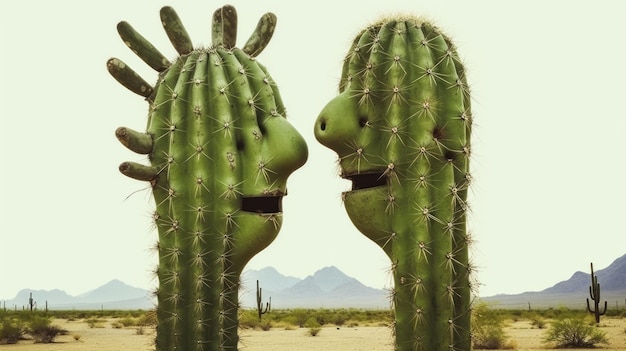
(1, 0), (625, 301)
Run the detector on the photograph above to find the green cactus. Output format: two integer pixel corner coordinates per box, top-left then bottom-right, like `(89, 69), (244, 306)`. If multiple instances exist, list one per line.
(108, 5), (307, 350)
(314, 17), (473, 350)
(586, 262), (607, 324)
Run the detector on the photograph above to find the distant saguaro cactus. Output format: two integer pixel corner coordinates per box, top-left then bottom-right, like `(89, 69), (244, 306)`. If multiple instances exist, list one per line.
(315, 16), (473, 350)
(108, 5), (307, 350)
(28, 292), (36, 312)
(256, 280), (271, 321)
(586, 262), (607, 324)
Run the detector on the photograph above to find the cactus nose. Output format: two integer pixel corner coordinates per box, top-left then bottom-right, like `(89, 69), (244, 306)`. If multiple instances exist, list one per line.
(319, 119), (327, 131)
(313, 94), (361, 153)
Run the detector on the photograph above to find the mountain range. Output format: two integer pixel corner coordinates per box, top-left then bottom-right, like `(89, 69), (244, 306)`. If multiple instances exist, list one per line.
(239, 266), (389, 309)
(480, 253), (626, 308)
(3, 253), (625, 310)
(3, 279), (153, 310)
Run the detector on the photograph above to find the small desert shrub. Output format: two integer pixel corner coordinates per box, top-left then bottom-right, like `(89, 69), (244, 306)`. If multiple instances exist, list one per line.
(111, 321), (123, 329)
(86, 317), (106, 328)
(119, 316), (138, 327)
(544, 316), (608, 348)
(259, 320), (272, 331)
(0, 317), (26, 344)
(472, 302), (515, 349)
(238, 312), (260, 329)
(28, 315), (66, 344)
(304, 317), (321, 336)
(530, 315), (546, 329)
(72, 333), (81, 341)
(137, 311), (157, 327)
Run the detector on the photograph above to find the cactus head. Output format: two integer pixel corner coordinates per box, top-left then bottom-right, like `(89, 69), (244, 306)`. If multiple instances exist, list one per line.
(315, 17), (472, 350)
(109, 5), (307, 350)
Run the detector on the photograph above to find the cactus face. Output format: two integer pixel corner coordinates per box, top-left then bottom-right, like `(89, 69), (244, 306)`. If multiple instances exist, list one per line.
(109, 6), (307, 350)
(315, 17), (472, 351)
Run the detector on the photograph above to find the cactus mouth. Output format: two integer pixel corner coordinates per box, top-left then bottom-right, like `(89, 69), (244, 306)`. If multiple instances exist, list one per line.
(241, 195), (283, 213)
(344, 172), (387, 191)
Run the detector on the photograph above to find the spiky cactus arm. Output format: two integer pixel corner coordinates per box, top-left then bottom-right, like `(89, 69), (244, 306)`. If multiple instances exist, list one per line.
(108, 6), (307, 351)
(315, 18), (472, 351)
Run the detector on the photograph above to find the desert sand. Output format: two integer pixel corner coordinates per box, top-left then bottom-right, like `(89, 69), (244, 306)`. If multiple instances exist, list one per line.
(1, 317), (624, 350)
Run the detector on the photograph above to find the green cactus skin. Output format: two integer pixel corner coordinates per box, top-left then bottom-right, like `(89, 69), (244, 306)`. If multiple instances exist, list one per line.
(108, 5), (307, 350)
(314, 17), (472, 351)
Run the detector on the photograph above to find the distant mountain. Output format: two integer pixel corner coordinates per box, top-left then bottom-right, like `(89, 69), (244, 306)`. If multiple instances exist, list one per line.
(543, 254), (626, 294)
(9, 288), (75, 307)
(77, 279), (149, 303)
(241, 266), (389, 309)
(241, 266), (302, 292)
(481, 253), (626, 308)
(3, 280), (153, 310)
(4, 267), (389, 310)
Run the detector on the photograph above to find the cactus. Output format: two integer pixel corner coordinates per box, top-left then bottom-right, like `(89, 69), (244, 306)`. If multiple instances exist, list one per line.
(256, 280), (271, 321)
(314, 17), (473, 350)
(107, 5), (307, 350)
(27, 293), (36, 312)
(586, 262), (607, 324)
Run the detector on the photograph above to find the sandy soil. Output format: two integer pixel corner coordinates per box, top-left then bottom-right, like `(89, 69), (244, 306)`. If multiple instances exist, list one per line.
(1, 317), (624, 350)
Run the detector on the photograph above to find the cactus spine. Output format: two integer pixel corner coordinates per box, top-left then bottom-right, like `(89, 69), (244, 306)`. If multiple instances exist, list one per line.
(108, 5), (307, 350)
(315, 17), (472, 350)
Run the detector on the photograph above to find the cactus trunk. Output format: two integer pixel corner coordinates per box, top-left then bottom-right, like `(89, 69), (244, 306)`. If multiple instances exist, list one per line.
(315, 17), (472, 350)
(108, 6), (307, 350)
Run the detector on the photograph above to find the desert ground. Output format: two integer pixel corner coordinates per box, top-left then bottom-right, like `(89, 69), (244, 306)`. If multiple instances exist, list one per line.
(1, 317), (625, 350)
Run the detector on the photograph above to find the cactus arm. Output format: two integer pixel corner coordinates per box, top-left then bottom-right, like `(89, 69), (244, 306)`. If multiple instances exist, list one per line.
(212, 5), (238, 49)
(118, 162), (159, 181)
(116, 21), (170, 72)
(242, 13), (277, 57)
(115, 127), (153, 154)
(106, 58), (154, 98)
(159, 6), (193, 55)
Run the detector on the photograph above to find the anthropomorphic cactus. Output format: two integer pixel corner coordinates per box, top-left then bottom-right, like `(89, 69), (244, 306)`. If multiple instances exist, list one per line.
(315, 17), (473, 351)
(108, 5), (307, 350)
